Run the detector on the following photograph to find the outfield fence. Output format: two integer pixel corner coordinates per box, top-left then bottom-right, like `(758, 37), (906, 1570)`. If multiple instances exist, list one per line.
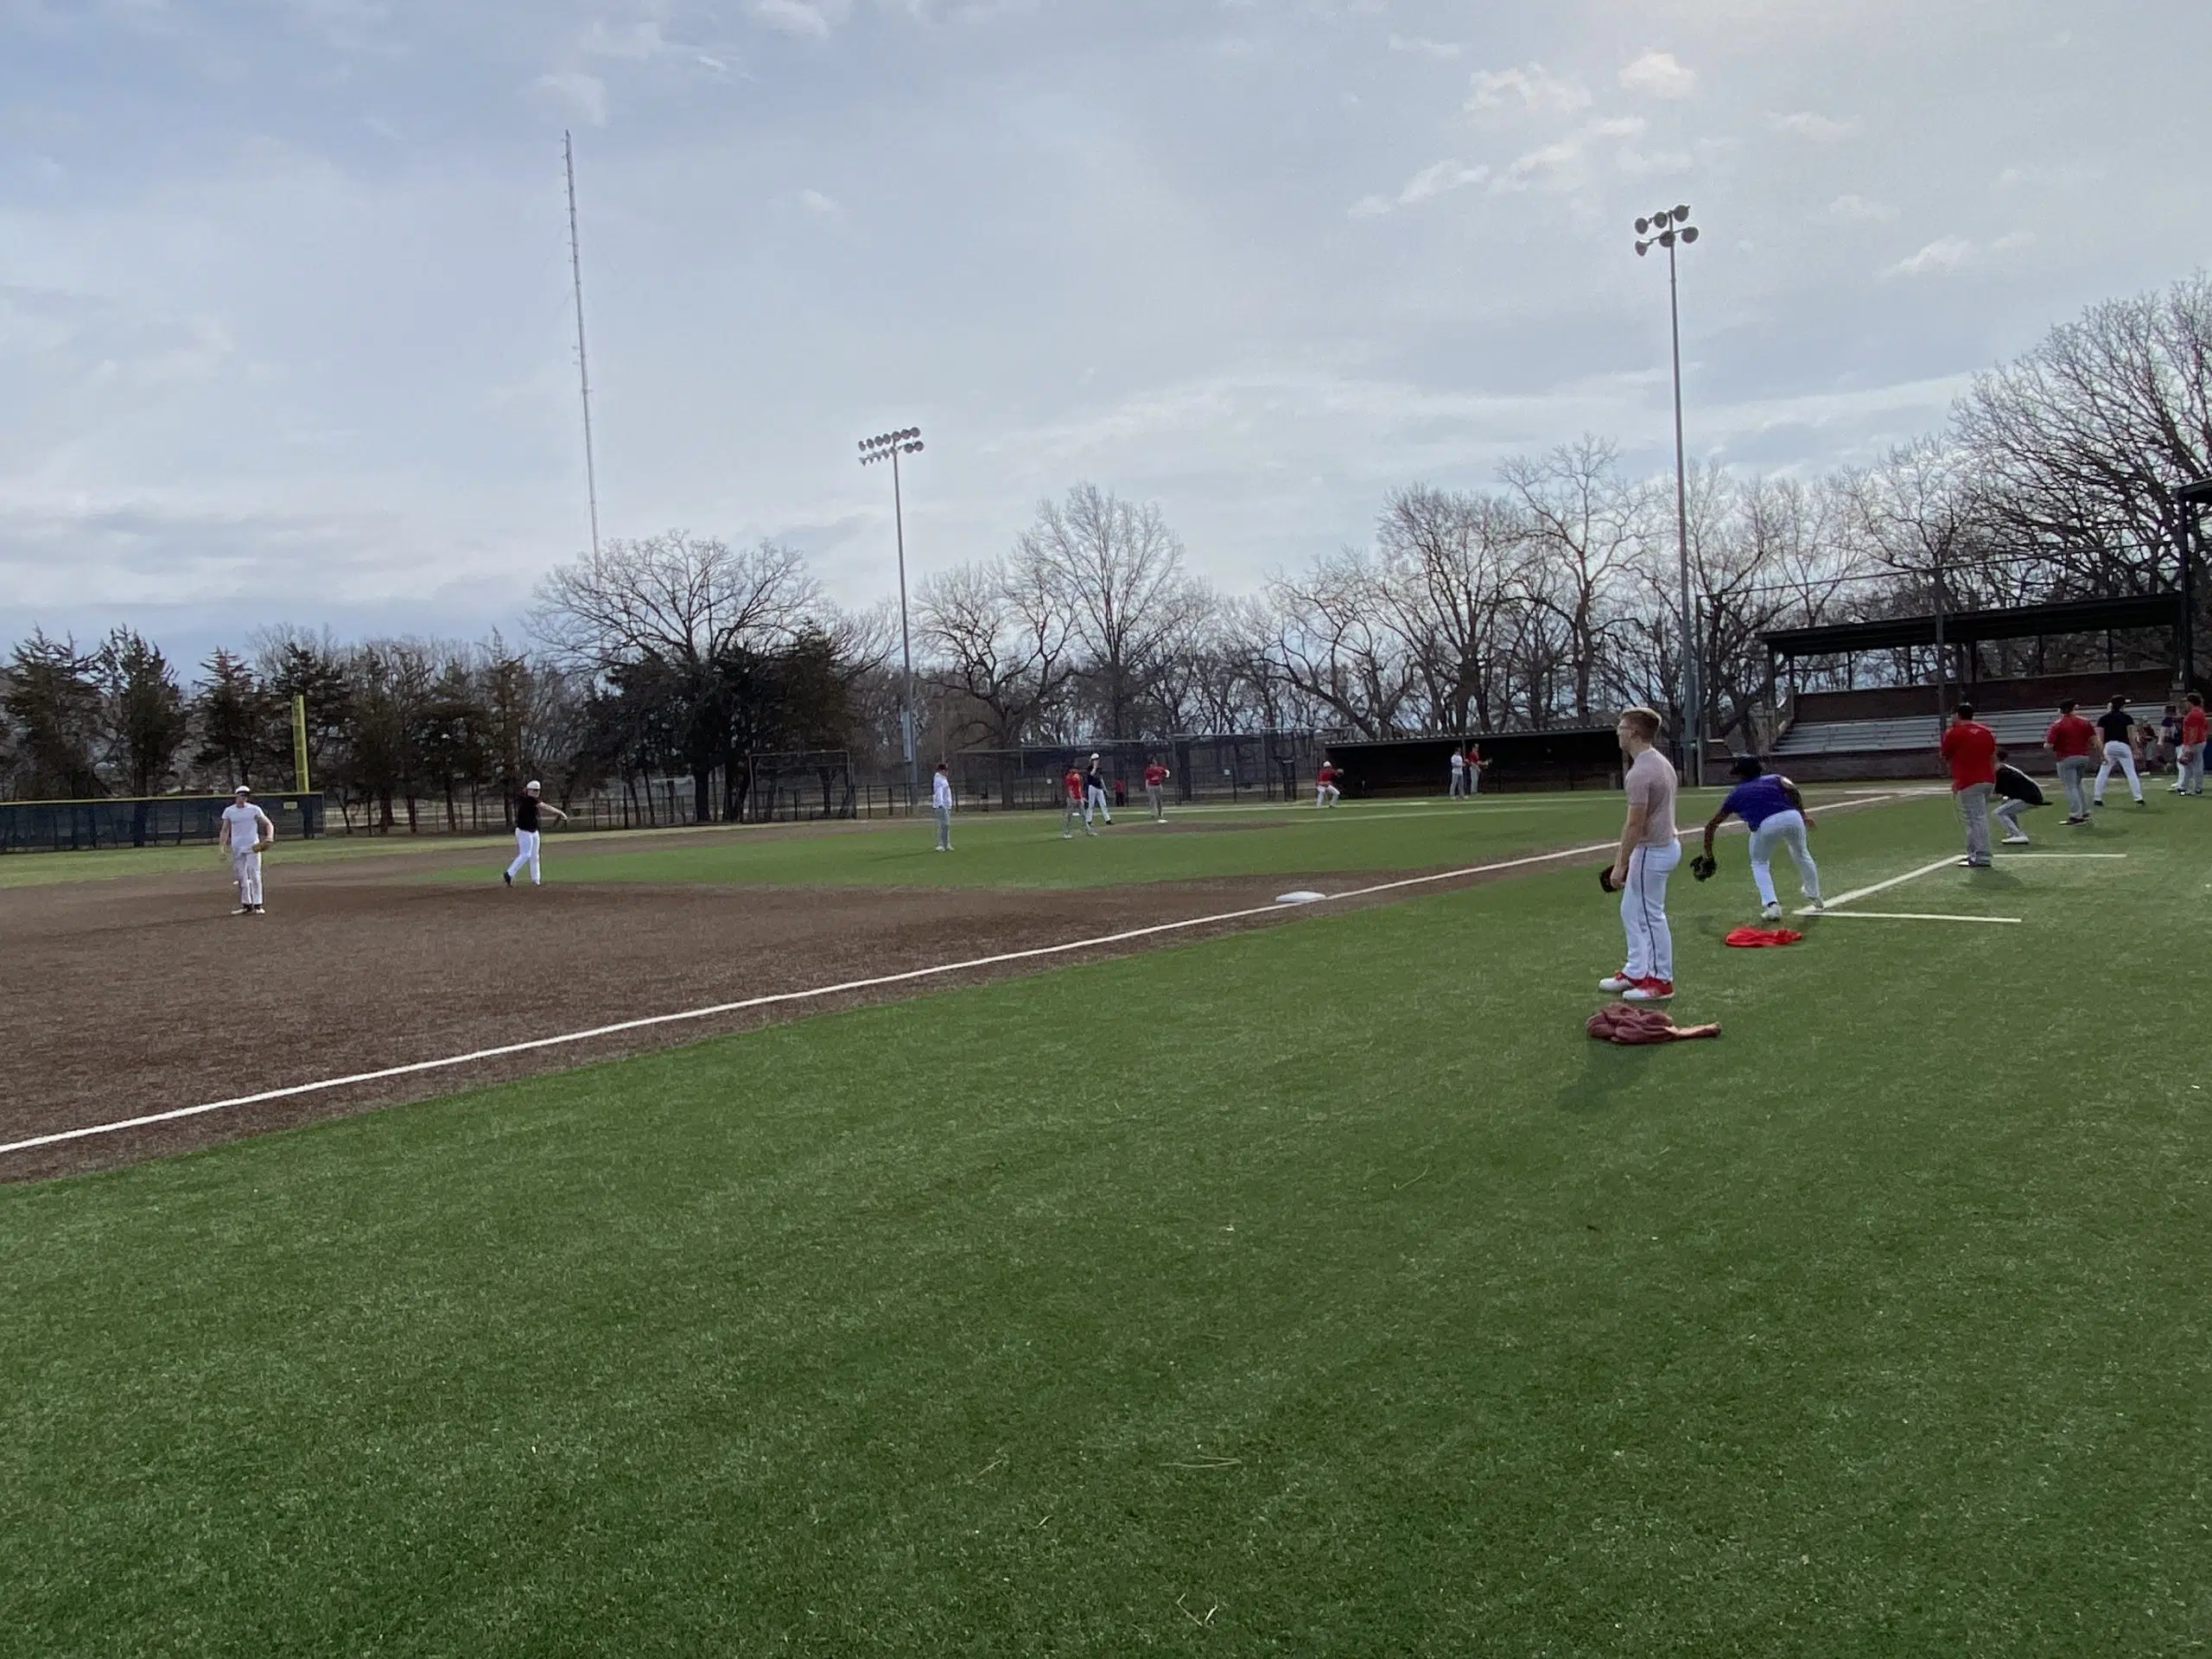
(0, 793), (327, 855)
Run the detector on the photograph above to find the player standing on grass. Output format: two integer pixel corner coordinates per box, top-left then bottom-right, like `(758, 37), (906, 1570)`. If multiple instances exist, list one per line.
(1941, 702), (1999, 868)
(1448, 745), (1467, 798)
(1697, 755), (1821, 922)
(2045, 699), (2097, 824)
(1315, 759), (1341, 808)
(1144, 757), (1171, 821)
(1993, 749), (2045, 843)
(2093, 695), (2145, 808)
(218, 785), (275, 916)
(1599, 708), (1679, 1002)
(1084, 753), (1112, 824)
(503, 780), (569, 887)
(2175, 693), (2207, 797)
(1465, 742), (1485, 795)
(1062, 762), (1094, 838)
(931, 761), (954, 852)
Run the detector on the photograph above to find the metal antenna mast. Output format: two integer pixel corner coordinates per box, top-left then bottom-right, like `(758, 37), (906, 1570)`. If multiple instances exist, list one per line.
(564, 130), (602, 559)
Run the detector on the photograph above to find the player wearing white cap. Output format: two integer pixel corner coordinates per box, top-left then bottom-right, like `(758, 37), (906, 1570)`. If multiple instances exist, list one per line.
(219, 785), (276, 915)
(503, 780), (569, 887)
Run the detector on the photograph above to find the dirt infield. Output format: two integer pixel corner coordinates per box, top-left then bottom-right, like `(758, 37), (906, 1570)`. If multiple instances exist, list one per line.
(2, 843), (1470, 1182)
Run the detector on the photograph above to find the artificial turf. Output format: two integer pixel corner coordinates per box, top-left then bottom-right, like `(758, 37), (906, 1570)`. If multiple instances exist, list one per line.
(456, 790), (1772, 891)
(3, 791), (2208, 1654)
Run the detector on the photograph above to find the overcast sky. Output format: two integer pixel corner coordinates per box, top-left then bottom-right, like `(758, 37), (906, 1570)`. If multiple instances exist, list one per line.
(3, 0), (2208, 666)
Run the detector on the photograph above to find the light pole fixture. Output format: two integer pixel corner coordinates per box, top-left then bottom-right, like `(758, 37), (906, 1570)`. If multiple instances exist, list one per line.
(1635, 204), (1702, 782)
(859, 426), (925, 800)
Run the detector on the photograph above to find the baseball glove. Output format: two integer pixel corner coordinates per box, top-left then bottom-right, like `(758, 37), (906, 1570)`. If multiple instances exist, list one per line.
(1690, 852), (1718, 881)
(1598, 864), (1619, 894)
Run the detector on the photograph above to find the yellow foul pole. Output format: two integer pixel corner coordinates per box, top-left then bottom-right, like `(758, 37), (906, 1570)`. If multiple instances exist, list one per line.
(291, 694), (311, 794)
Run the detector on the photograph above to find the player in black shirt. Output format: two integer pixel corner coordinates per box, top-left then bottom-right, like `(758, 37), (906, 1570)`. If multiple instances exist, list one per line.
(2092, 696), (2145, 807)
(1992, 749), (2045, 844)
(503, 779), (570, 887)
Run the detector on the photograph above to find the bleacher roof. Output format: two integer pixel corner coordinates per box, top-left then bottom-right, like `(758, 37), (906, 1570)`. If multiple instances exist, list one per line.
(1763, 594), (2183, 658)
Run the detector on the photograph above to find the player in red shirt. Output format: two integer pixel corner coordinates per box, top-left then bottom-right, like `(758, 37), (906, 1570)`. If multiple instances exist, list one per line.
(1939, 702), (1999, 868)
(1142, 759), (1172, 821)
(2175, 691), (2207, 798)
(2044, 698), (2098, 823)
(1314, 760), (1341, 809)
(1060, 765), (1095, 838)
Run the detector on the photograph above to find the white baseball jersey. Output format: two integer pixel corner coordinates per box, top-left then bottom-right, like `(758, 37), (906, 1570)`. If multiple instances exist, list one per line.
(222, 803), (272, 852)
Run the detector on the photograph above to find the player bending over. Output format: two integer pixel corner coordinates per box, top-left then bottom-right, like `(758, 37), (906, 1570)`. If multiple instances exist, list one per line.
(1698, 755), (1821, 921)
(1315, 760), (1341, 807)
(1599, 707), (1680, 1002)
(1993, 749), (2045, 844)
(503, 780), (569, 887)
(219, 784), (276, 915)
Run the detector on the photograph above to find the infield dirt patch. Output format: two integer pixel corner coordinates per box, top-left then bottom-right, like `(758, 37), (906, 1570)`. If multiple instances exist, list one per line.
(4, 838), (1521, 1181)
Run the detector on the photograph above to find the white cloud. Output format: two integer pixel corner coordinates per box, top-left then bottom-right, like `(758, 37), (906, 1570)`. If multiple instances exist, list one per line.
(1827, 194), (1897, 223)
(1767, 110), (1857, 142)
(1884, 231), (2037, 277)
(1995, 163), (2100, 189)
(1387, 34), (1462, 60)
(1618, 51), (1695, 99)
(797, 188), (844, 218)
(531, 71), (608, 126)
(1466, 62), (1590, 119)
(748, 0), (850, 38)
(1885, 236), (1973, 276)
(1350, 158), (1488, 217)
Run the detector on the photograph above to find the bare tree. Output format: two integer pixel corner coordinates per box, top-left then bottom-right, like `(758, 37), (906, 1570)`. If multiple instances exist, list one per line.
(534, 531), (818, 671)
(1016, 484), (1193, 741)
(1500, 436), (1649, 722)
(1261, 548), (1417, 737)
(916, 557), (1075, 749)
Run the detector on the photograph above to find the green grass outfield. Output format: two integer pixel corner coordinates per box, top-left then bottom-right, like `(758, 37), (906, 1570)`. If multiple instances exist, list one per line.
(435, 789), (1855, 891)
(5, 793), (2209, 1653)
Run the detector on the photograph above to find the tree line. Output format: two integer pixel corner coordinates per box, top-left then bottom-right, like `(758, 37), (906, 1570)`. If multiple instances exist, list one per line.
(4, 271), (2205, 816)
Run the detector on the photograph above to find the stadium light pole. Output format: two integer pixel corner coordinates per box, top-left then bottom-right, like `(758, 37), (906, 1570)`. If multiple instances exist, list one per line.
(859, 426), (925, 802)
(1635, 205), (1701, 782)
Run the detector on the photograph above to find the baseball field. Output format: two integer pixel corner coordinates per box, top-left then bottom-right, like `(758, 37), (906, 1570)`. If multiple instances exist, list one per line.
(3, 788), (2207, 1654)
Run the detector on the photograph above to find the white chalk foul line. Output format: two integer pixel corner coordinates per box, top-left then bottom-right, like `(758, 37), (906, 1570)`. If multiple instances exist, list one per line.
(1809, 911), (2023, 925)
(3, 839), (1630, 1158)
(3, 786), (1923, 1160)
(1799, 855), (1960, 914)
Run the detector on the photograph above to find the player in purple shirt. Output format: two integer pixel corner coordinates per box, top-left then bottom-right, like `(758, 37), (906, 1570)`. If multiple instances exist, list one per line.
(1699, 755), (1822, 921)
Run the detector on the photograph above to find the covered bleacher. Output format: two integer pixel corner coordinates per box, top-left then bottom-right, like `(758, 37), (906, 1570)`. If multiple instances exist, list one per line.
(1760, 594), (2186, 779)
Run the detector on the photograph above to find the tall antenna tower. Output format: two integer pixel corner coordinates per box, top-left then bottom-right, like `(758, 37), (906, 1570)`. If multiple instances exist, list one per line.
(563, 130), (602, 560)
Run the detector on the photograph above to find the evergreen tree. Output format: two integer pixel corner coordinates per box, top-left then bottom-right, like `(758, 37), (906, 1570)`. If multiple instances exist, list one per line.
(99, 629), (188, 797)
(3, 632), (105, 798)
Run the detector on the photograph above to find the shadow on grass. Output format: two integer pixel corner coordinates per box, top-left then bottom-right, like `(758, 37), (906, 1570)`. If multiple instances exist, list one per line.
(1554, 1032), (1658, 1115)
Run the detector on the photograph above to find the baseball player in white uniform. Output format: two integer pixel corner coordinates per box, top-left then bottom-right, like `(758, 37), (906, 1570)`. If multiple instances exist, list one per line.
(503, 780), (569, 887)
(931, 761), (955, 851)
(1599, 708), (1680, 1002)
(219, 784), (276, 915)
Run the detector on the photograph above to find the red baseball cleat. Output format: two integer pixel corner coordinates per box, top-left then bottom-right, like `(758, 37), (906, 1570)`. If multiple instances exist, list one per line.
(1622, 977), (1674, 1001)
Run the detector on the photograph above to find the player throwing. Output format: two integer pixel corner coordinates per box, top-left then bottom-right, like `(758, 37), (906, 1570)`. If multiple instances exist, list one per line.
(1697, 755), (1821, 921)
(1599, 708), (1679, 1002)
(1315, 759), (1341, 808)
(218, 784), (275, 915)
(503, 779), (569, 887)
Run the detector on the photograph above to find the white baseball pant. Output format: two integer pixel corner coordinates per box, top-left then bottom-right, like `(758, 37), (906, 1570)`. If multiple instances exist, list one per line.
(506, 829), (542, 885)
(231, 849), (264, 907)
(1747, 810), (1818, 907)
(1620, 838), (1681, 984)
(2094, 740), (2141, 804)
